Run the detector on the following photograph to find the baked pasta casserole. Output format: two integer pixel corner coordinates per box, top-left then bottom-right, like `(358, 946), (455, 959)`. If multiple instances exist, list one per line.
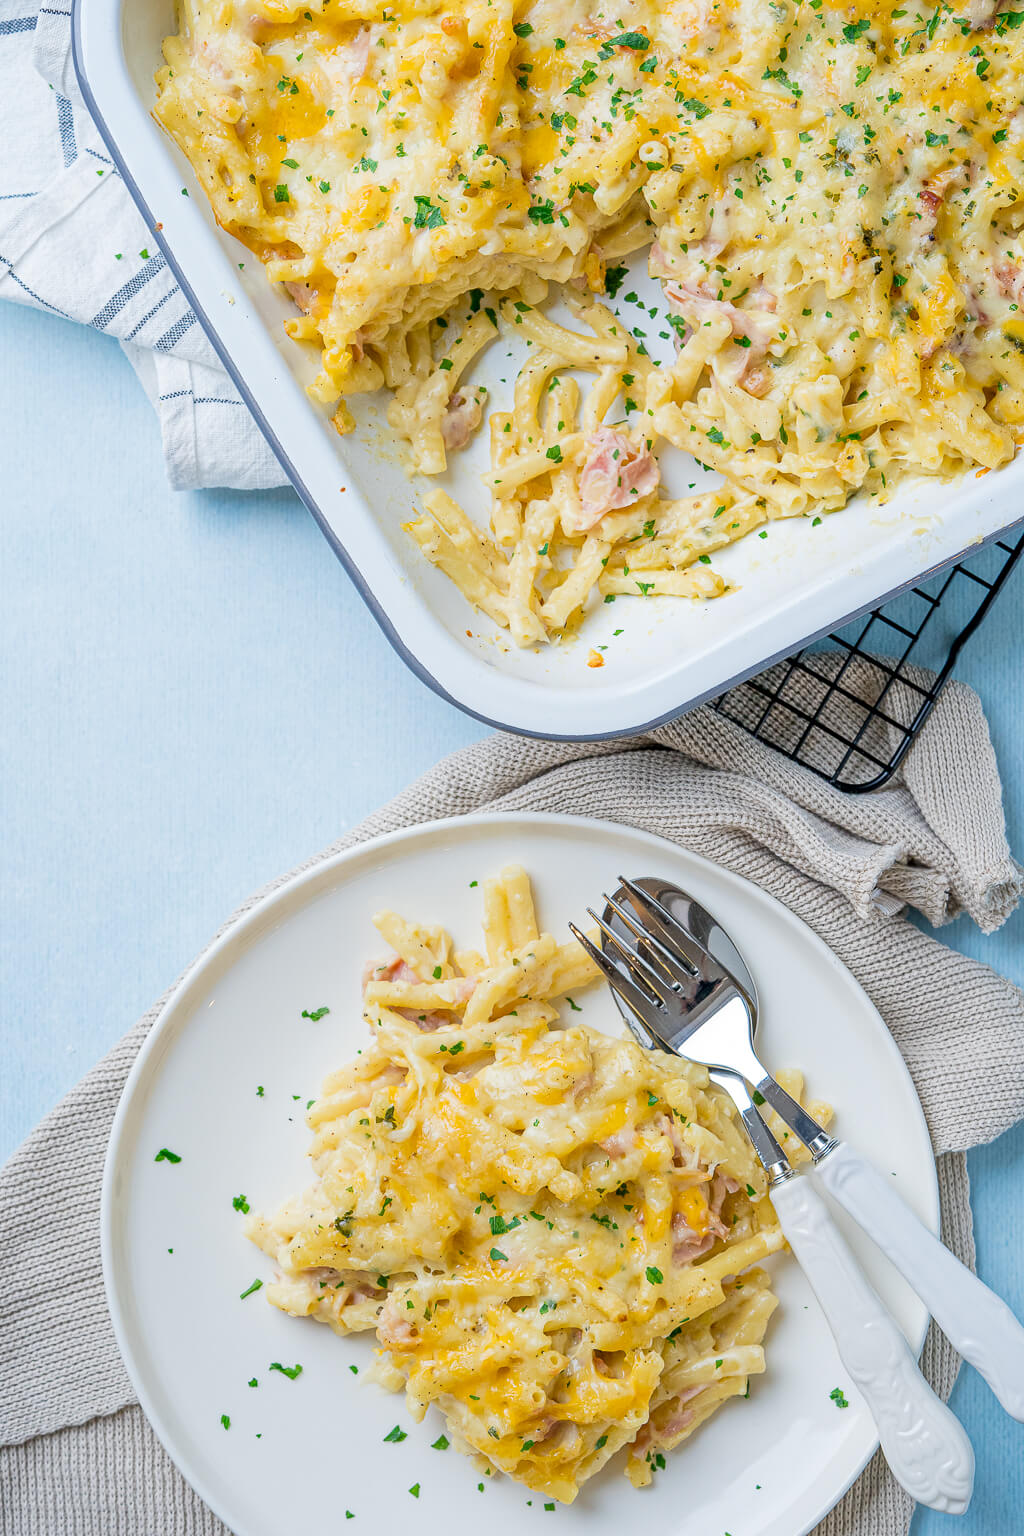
(246, 867), (831, 1501)
(157, 0), (1024, 641)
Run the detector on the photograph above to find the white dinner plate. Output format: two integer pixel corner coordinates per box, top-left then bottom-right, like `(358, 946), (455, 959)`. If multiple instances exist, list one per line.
(102, 814), (939, 1536)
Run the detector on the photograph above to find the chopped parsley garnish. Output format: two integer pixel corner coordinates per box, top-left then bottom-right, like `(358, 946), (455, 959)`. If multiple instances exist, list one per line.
(489, 1213), (521, 1235)
(302, 1006), (329, 1021)
(413, 195), (446, 230)
(383, 1424), (408, 1442)
(220, 1414), (230, 1429)
(762, 66), (802, 97)
(830, 1387), (850, 1409)
(240, 1279), (263, 1300)
(154, 1148), (181, 1164)
(431, 1434), (450, 1449)
(603, 30), (650, 51)
(489, 1247), (509, 1262)
(604, 264), (629, 298)
(645, 1265), (664, 1285)
(269, 1362), (303, 1380)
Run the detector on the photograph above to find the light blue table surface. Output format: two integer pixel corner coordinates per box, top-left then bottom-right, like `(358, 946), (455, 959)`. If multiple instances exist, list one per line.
(2, 301), (1022, 1534)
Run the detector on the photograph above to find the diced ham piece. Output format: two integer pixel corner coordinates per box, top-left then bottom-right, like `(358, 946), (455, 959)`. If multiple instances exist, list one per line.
(996, 260), (1024, 304)
(343, 1280), (381, 1306)
(665, 280), (779, 356)
(917, 164), (968, 234)
(671, 1211), (715, 1265)
(654, 1110), (702, 1171)
(634, 1386), (704, 1452)
(285, 281), (317, 314)
(664, 278), (779, 392)
(322, 25), (373, 92)
(747, 281), (777, 313)
(441, 388), (485, 452)
(705, 1170), (738, 1239)
(411, 975), (477, 1032)
(566, 428), (659, 533)
(649, 196), (731, 278)
(362, 953), (475, 1030)
(600, 1128), (635, 1157)
(661, 1406), (697, 1437)
(709, 1169), (740, 1217)
(377, 1295), (418, 1346)
(362, 955), (421, 990)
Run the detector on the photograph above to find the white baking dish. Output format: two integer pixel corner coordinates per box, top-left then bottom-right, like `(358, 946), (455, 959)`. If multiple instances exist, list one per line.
(74, 0), (1024, 739)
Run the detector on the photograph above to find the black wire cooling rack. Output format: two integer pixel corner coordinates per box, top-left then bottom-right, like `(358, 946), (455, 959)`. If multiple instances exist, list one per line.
(712, 524), (1024, 794)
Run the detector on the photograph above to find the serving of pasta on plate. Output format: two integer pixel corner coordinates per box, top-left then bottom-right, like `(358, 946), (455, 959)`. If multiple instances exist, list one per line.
(156, 0), (1024, 643)
(245, 866), (830, 1502)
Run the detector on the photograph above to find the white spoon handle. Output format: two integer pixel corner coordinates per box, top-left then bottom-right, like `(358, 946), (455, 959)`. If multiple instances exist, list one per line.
(816, 1139), (1024, 1420)
(770, 1174), (974, 1514)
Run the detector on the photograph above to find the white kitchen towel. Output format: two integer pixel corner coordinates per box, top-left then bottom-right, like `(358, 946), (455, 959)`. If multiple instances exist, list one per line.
(0, 0), (288, 490)
(2, 667), (1023, 1535)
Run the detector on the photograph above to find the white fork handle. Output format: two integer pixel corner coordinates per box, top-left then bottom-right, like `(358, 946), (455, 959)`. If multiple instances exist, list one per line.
(770, 1174), (974, 1514)
(816, 1140), (1024, 1420)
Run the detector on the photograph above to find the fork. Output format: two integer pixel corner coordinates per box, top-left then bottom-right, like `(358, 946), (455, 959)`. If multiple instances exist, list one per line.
(580, 876), (1024, 1425)
(569, 886), (976, 1514)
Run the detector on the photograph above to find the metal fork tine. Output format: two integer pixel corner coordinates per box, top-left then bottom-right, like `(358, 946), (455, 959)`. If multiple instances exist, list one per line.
(617, 875), (709, 972)
(567, 924), (665, 1051)
(603, 890), (698, 985)
(584, 907), (677, 1012)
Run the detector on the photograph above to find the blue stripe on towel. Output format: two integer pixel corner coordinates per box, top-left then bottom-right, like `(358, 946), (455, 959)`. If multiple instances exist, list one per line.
(55, 94), (77, 168)
(89, 253), (166, 330)
(122, 288), (176, 340)
(154, 312), (197, 351)
(0, 16), (37, 34)
(158, 390), (244, 407)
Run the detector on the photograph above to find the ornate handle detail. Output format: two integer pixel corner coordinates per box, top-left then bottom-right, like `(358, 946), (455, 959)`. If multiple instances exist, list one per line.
(771, 1174), (974, 1514)
(816, 1140), (1024, 1421)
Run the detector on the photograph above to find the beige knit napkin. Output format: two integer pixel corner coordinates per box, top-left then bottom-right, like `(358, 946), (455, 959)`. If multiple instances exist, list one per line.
(3, 658), (1023, 1536)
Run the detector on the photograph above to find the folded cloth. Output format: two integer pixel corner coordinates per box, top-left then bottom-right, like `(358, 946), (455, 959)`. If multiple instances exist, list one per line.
(2, 663), (1023, 1535)
(0, 0), (288, 491)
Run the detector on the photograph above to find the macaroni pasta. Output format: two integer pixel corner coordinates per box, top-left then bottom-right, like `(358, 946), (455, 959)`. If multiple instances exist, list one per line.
(246, 867), (831, 1501)
(157, 0), (1024, 641)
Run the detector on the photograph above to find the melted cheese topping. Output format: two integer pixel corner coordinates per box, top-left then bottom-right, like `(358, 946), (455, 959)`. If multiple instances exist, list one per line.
(246, 867), (830, 1501)
(158, 1), (1024, 641)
